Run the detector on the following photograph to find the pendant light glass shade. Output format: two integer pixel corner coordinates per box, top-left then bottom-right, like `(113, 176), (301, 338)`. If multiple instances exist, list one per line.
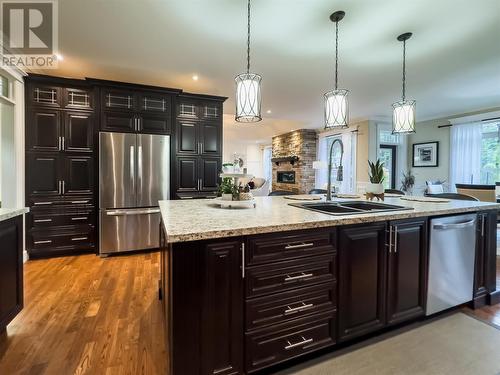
(235, 73), (262, 122)
(392, 32), (415, 134)
(392, 99), (416, 134)
(324, 11), (349, 129)
(324, 89), (349, 128)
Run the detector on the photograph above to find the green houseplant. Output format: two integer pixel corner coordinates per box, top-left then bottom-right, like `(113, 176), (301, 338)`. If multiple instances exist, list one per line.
(217, 177), (238, 201)
(367, 159), (385, 194)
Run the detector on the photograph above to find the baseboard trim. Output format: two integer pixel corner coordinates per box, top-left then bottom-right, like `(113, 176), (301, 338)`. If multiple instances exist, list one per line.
(472, 295), (488, 309)
(488, 290), (500, 306)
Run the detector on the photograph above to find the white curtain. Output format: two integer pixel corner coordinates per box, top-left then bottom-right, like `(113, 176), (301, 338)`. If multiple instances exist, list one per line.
(316, 132), (356, 193)
(262, 146), (272, 186)
(449, 122), (482, 190)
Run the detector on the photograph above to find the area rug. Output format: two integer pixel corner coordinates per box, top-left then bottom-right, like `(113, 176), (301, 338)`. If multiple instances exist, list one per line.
(279, 313), (500, 375)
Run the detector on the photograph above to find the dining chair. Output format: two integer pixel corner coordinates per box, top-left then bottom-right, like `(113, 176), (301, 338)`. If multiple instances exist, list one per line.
(455, 184), (496, 202)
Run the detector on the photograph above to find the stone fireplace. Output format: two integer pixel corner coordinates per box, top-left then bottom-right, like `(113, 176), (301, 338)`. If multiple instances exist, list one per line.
(272, 129), (317, 194)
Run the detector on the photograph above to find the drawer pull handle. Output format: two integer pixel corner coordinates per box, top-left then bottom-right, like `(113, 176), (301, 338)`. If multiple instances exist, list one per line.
(34, 202), (53, 205)
(34, 240), (52, 245)
(71, 217), (88, 221)
(285, 242), (314, 250)
(34, 219), (52, 223)
(71, 237), (88, 241)
(285, 336), (313, 350)
(284, 302), (314, 315)
(71, 200), (89, 204)
(284, 272), (313, 282)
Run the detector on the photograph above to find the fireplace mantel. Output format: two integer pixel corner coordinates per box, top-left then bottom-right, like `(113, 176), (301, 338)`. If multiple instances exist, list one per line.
(271, 156), (299, 166)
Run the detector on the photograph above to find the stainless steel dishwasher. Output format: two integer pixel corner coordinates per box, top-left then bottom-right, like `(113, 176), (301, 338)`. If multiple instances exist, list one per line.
(426, 214), (477, 315)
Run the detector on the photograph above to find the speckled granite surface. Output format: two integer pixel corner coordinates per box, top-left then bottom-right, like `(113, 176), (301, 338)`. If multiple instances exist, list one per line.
(0, 208), (29, 223)
(159, 196), (500, 243)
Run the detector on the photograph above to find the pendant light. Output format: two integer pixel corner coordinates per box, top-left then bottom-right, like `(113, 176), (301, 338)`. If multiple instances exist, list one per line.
(324, 11), (349, 129)
(235, 0), (262, 122)
(392, 32), (416, 134)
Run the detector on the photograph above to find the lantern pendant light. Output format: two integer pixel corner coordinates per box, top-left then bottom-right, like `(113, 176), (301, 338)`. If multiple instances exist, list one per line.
(324, 11), (349, 129)
(392, 32), (416, 134)
(235, 0), (262, 123)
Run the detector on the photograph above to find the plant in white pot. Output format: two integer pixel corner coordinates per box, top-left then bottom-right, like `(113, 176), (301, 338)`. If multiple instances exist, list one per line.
(367, 159), (385, 194)
(218, 178), (237, 201)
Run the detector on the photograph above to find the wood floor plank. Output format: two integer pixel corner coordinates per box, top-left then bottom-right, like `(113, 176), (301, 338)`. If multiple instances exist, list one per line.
(0, 252), (168, 375)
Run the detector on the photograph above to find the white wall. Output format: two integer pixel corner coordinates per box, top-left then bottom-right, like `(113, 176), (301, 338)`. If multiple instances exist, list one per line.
(223, 141), (266, 178)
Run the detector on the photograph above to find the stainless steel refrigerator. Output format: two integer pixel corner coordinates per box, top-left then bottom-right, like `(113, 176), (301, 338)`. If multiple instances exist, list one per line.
(99, 132), (170, 255)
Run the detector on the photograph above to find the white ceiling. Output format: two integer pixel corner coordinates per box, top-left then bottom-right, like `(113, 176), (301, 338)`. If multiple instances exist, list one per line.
(34, 0), (500, 141)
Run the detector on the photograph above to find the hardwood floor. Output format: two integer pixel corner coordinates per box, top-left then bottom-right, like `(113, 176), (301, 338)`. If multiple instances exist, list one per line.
(467, 256), (500, 328)
(0, 253), (168, 375)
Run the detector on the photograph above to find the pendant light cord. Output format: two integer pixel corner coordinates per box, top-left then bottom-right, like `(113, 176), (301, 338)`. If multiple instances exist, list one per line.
(246, 0), (251, 74)
(402, 39), (406, 101)
(335, 20), (339, 90)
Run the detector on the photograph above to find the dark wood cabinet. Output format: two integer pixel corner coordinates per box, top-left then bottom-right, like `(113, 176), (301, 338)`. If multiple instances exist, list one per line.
(386, 218), (428, 325)
(27, 109), (61, 152)
(101, 110), (136, 133)
(64, 112), (94, 152)
(474, 211), (498, 307)
(139, 112), (171, 134)
(176, 157), (198, 193)
(177, 120), (198, 154)
(25, 75), (97, 258)
(26, 152), (61, 196)
(200, 122), (221, 155)
(63, 155), (94, 195)
(0, 216), (24, 332)
(338, 222), (387, 342)
(177, 120), (221, 156)
(201, 241), (244, 375)
(168, 238), (243, 375)
(199, 158), (221, 191)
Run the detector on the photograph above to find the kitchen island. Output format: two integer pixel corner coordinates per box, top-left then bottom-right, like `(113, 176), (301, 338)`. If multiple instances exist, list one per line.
(0, 208), (28, 332)
(159, 196), (499, 375)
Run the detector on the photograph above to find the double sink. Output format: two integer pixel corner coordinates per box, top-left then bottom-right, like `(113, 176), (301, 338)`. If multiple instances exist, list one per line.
(289, 200), (413, 216)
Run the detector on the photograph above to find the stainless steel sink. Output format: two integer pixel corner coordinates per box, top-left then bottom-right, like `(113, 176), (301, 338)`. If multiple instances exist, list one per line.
(289, 200), (413, 216)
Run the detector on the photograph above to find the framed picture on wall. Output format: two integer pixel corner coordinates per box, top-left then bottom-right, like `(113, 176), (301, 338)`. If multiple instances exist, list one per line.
(412, 142), (439, 167)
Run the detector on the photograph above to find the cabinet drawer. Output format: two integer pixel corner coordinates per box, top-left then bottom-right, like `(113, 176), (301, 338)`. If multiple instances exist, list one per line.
(245, 311), (336, 373)
(247, 229), (336, 265)
(246, 254), (336, 298)
(29, 209), (95, 229)
(246, 282), (336, 331)
(28, 229), (95, 254)
(64, 195), (94, 208)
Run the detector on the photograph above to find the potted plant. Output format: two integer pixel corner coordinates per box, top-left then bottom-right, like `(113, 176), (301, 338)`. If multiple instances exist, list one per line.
(367, 159), (385, 194)
(401, 170), (416, 195)
(218, 178), (237, 201)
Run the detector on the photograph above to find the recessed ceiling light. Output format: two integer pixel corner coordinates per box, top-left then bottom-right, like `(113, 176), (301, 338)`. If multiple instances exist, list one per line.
(55, 53), (63, 61)
(266, 109), (272, 114)
(192, 74), (199, 81)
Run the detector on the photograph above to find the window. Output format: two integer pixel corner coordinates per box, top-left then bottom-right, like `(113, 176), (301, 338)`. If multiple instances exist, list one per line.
(480, 122), (500, 184)
(379, 145), (397, 189)
(316, 132), (356, 193)
(262, 146), (272, 190)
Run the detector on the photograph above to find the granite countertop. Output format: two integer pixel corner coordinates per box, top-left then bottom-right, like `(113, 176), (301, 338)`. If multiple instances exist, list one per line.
(159, 196), (500, 243)
(0, 207), (29, 223)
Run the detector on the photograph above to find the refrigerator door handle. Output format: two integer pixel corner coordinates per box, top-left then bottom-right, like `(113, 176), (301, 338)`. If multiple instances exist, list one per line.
(130, 145), (135, 191)
(138, 144), (143, 196)
(106, 208), (160, 216)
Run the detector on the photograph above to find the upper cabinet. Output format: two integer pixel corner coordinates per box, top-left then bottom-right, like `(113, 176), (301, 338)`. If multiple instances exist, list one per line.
(64, 88), (93, 110)
(28, 82), (94, 111)
(29, 84), (62, 108)
(176, 98), (222, 121)
(100, 87), (173, 135)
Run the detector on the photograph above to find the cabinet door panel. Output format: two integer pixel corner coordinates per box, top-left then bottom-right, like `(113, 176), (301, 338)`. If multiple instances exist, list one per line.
(0, 216), (23, 330)
(200, 122), (221, 155)
(387, 219), (427, 325)
(64, 112), (93, 152)
(27, 152), (61, 196)
(199, 158), (220, 191)
(338, 223), (387, 342)
(201, 241), (243, 375)
(27, 110), (61, 152)
(139, 113), (171, 135)
(101, 89), (136, 111)
(139, 92), (171, 115)
(101, 111), (136, 132)
(64, 88), (93, 110)
(176, 157), (198, 192)
(29, 84), (61, 107)
(63, 156), (94, 195)
(176, 120), (198, 154)
(201, 102), (222, 120)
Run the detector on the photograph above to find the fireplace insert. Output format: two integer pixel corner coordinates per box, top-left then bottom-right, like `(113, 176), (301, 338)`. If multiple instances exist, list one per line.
(277, 171), (296, 184)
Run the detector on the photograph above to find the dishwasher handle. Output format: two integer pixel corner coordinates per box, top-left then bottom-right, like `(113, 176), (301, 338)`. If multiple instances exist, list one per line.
(433, 219), (475, 230)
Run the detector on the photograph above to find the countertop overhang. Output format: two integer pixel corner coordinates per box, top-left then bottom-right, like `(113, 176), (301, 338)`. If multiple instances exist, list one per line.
(0, 208), (29, 223)
(159, 197), (500, 244)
